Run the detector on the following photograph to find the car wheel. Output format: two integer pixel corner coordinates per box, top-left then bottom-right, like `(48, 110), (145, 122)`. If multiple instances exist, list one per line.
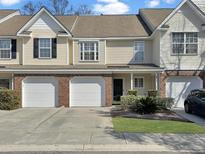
(184, 103), (192, 114)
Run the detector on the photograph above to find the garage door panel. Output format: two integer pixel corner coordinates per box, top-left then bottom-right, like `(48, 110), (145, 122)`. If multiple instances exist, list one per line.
(166, 77), (203, 108)
(70, 77), (105, 107)
(22, 77), (58, 107)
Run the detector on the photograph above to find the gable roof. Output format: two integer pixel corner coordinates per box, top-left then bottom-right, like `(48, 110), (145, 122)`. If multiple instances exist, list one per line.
(0, 15), (32, 36)
(17, 7), (72, 37)
(0, 10), (18, 20)
(71, 15), (151, 38)
(139, 8), (173, 31)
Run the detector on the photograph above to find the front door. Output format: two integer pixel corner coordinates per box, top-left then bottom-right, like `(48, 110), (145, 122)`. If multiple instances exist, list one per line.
(113, 79), (123, 101)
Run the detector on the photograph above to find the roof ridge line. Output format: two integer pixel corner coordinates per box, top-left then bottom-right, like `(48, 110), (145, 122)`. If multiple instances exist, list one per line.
(71, 16), (79, 32)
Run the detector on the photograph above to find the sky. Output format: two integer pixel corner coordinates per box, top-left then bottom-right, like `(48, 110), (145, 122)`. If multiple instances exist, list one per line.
(0, 0), (182, 14)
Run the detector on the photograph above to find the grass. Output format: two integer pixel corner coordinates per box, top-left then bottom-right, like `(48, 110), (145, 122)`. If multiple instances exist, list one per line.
(113, 117), (205, 134)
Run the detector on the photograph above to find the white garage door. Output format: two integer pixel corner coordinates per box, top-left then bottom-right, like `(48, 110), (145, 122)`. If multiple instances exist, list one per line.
(22, 77), (58, 107)
(166, 76), (203, 108)
(70, 77), (105, 107)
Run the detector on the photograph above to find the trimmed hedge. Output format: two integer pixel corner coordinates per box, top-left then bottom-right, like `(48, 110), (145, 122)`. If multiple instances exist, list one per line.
(127, 90), (137, 96)
(0, 89), (20, 110)
(121, 95), (174, 114)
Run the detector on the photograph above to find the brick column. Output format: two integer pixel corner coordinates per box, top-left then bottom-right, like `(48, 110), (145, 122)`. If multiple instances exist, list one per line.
(104, 75), (113, 107)
(14, 75), (25, 108)
(56, 76), (71, 107)
(159, 73), (167, 97)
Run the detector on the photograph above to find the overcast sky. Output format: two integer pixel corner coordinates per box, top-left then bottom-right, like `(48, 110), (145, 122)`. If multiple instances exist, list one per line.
(0, 0), (182, 14)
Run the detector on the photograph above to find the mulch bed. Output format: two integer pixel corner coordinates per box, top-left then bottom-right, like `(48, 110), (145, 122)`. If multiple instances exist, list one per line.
(111, 106), (190, 122)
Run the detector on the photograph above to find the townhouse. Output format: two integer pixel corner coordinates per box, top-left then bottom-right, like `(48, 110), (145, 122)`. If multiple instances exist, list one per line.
(0, 0), (204, 108)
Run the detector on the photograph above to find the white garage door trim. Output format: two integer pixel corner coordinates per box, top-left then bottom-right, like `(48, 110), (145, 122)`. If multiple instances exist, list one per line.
(166, 76), (203, 108)
(70, 76), (105, 107)
(22, 76), (58, 107)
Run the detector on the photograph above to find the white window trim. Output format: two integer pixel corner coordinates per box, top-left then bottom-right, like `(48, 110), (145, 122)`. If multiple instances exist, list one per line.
(79, 41), (99, 62)
(171, 32), (198, 56)
(0, 39), (12, 60)
(38, 38), (52, 59)
(133, 41), (145, 63)
(134, 77), (144, 89)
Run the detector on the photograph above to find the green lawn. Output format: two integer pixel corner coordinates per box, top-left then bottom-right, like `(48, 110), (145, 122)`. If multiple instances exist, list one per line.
(113, 117), (205, 134)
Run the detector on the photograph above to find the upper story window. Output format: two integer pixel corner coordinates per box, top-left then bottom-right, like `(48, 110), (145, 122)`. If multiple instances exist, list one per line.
(0, 39), (11, 59)
(39, 38), (52, 58)
(172, 32), (198, 55)
(134, 77), (144, 88)
(134, 41), (144, 63)
(80, 42), (99, 61)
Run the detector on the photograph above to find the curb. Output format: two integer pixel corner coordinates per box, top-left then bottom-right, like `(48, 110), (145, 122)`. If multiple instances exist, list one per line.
(0, 144), (205, 153)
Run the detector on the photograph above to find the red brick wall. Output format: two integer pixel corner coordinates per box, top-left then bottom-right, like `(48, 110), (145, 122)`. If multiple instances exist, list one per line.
(160, 71), (205, 97)
(13, 74), (113, 108)
(56, 76), (70, 107)
(103, 75), (113, 107)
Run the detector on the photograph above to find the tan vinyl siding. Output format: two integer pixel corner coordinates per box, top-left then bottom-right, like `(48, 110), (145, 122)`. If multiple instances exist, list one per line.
(106, 40), (153, 65)
(0, 38), (22, 65)
(23, 35), (69, 65)
(152, 31), (160, 66)
(73, 40), (105, 65)
(113, 74), (156, 96)
(160, 3), (205, 70)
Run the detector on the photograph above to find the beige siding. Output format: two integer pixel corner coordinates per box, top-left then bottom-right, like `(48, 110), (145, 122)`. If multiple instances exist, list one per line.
(113, 74), (155, 96)
(0, 38), (22, 65)
(160, 3), (205, 70)
(152, 32), (160, 66)
(73, 40), (105, 65)
(106, 40), (153, 65)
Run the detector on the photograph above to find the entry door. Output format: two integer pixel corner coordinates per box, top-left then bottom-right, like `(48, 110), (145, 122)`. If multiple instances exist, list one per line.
(113, 79), (123, 101)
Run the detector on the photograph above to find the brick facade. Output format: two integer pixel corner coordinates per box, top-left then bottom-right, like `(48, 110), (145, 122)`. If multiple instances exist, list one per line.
(160, 71), (205, 97)
(103, 75), (113, 107)
(13, 74), (113, 108)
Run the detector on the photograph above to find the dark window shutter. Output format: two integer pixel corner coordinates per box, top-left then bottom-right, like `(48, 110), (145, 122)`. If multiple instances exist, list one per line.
(33, 38), (39, 58)
(52, 38), (57, 58)
(11, 39), (17, 59)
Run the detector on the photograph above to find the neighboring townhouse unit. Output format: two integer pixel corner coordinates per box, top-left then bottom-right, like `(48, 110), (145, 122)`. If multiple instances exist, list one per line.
(0, 0), (204, 108)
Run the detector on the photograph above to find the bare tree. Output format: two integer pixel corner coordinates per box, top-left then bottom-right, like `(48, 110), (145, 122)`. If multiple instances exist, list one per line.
(74, 4), (93, 15)
(50, 0), (69, 15)
(22, 1), (37, 15)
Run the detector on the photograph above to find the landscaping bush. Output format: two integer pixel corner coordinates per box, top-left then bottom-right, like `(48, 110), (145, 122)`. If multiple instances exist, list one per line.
(131, 97), (158, 114)
(157, 97), (175, 109)
(127, 90), (137, 96)
(120, 95), (138, 111)
(0, 89), (20, 110)
(148, 90), (158, 97)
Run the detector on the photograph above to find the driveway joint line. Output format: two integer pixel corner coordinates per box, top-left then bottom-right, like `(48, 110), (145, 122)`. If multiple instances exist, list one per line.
(33, 107), (64, 130)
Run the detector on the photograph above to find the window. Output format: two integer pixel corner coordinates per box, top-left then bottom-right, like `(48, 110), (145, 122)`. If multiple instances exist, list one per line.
(134, 41), (144, 63)
(0, 39), (11, 59)
(0, 79), (10, 89)
(39, 38), (52, 58)
(134, 77), (144, 88)
(80, 42), (99, 61)
(172, 32), (198, 54)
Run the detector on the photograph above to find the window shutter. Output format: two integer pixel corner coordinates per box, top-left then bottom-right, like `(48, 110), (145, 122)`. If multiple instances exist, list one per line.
(11, 39), (17, 59)
(33, 38), (39, 58)
(52, 38), (57, 58)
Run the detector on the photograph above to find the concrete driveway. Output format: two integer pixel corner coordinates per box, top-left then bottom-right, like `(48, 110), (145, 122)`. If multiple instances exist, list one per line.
(0, 107), (124, 145)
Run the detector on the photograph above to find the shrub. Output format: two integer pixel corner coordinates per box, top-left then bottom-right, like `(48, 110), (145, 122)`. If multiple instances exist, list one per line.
(0, 89), (20, 110)
(131, 97), (158, 114)
(127, 90), (137, 96)
(120, 95), (137, 111)
(148, 90), (158, 97)
(157, 97), (174, 109)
